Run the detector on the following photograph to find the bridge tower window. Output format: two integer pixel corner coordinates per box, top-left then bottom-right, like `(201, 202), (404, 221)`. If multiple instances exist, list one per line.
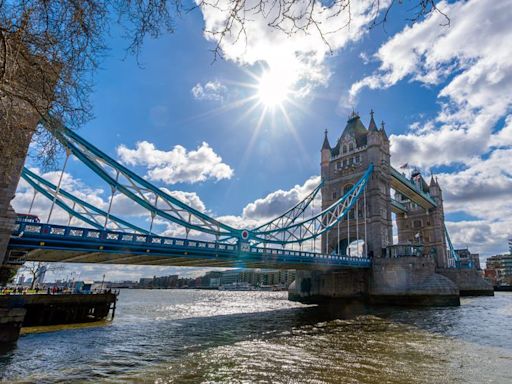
(413, 219), (423, 228)
(343, 145), (347, 154)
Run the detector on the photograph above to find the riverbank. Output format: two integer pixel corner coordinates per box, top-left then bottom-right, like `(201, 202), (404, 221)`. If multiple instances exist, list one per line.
(0, 292), (117, 343)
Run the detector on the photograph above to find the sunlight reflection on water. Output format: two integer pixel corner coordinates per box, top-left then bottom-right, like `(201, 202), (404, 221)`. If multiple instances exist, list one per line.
(1, 290), (511, 383)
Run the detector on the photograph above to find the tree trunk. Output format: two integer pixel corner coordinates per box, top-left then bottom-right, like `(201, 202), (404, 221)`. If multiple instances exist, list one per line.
(0, 37), (58, 285)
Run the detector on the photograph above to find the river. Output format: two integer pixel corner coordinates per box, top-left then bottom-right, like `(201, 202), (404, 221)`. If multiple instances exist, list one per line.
(1, 290), (511, 383)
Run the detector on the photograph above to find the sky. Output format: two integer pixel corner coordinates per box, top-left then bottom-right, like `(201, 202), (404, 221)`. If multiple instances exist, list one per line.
(12, 0), (512, 282)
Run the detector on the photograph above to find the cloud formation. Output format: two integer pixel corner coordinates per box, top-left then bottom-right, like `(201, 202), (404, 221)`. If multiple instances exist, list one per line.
(350, 0), (512, 168)
(191, 80), (228, 102)
(117, 141), (234, 184)
(198, 0), (390, 98)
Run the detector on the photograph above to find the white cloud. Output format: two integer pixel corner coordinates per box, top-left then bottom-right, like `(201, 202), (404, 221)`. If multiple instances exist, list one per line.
(198, 0), (391, 98)
(191, 80), (228, 102)
(242, 176), (320, 221)
(117, 141), (234, 184)
(350, 0), (512, 168)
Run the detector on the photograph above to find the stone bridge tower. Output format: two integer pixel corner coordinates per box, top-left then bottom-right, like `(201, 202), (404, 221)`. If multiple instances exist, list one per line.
(395, 173), (449, 268)
(320, 111), (392, 258)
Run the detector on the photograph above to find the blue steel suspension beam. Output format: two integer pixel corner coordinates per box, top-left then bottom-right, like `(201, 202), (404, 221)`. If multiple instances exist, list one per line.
(51, 123), (239, 238)
(249, 164), (374, 245)
(21, 167), (149, 234)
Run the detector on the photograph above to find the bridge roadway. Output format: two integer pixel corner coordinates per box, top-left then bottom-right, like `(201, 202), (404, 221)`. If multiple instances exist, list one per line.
(7, 222), (371, 270)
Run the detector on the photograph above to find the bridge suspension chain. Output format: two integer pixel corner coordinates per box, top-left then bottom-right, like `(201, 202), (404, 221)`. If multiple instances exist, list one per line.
(51, 124), (238, 238)
(250, 164), (373, 245)
(21, 167), (149, 234)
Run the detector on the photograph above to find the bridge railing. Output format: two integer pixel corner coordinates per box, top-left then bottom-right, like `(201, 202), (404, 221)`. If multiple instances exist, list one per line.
(250, 246), (371, 265)
(13, 221), (238, 252)
(12, 221), (372, 266)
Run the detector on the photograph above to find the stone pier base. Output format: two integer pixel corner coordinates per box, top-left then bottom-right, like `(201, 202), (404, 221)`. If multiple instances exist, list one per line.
(437, 268), (494, 296)
(289, 256), (461, 307)
(288, 269), (369, 304)
(369, 256), (460, 306)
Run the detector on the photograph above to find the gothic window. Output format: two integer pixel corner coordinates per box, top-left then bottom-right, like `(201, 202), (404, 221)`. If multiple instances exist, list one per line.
(349, 143), (354, 151)
(355, 154), (360, 163)
(343, 145), (347, 154)
(413, 219), (423, 228)
(337, 161), (341, 170)
(349, 157), (354, 165)
(343, 159), (348, 167)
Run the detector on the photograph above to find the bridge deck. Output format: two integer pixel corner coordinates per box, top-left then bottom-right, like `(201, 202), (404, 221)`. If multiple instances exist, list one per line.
(8, 222), (371, 270)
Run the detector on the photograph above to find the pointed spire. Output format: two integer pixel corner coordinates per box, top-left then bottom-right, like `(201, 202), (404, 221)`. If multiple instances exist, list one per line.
(368, 109), (378, 131)
(381, 120), (389, 140)
(430, 174), (437, 187)
(322, 129), (331, 150)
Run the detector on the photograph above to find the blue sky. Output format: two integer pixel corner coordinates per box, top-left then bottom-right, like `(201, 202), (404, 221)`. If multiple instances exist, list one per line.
(14, 0), (512, 281)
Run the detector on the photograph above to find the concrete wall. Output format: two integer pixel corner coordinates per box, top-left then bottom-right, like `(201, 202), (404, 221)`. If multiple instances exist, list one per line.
(437, 268), (494, 296)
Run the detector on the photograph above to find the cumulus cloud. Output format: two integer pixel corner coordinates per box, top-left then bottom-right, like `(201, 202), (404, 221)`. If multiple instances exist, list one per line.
(350, 0), (512, 168)
(198, 0), (391, 98)
(191, 80), (228, 102)
(117, 141), (234, 184)
(242, 176), (320, 221)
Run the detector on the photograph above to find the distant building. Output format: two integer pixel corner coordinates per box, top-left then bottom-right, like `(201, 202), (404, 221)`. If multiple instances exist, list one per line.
(17, 274), (25, 285)
(455, 249), (481, 270)
(34, 265), (47, 286)
(485, 254), (512, 286)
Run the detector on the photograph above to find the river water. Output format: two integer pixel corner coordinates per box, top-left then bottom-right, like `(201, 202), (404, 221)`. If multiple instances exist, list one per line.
(1, 290), (511, 383)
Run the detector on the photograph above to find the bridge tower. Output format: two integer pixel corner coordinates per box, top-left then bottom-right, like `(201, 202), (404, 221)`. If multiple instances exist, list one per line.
(320, 111), (392, 258)
(395, 174), (449, 268)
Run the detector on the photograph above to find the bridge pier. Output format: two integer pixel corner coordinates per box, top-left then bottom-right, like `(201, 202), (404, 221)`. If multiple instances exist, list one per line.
(437, 268), (494, 296)
(288, 269), (369, 304)
(289, 255), (460, 306)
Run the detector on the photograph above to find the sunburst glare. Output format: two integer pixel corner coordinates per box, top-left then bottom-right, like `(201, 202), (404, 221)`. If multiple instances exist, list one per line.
(257, 70), (290, 108)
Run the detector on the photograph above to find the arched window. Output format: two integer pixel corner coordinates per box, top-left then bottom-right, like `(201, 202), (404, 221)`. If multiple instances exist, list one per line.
(343, 145), (347, 154)
(349, 143), (354, 151)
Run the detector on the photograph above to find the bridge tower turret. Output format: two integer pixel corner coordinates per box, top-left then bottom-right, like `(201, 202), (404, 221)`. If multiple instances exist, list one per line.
(320, 110), (392, 258)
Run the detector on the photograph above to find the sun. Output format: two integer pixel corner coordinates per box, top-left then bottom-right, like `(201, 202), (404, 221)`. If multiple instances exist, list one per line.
(257, 71), (290, 107)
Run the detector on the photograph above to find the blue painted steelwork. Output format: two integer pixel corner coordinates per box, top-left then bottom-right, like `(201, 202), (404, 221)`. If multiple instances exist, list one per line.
(445, 224), (461, 268)
(47, 121), (374, 246)
(22, 167), (149, 234)
(9, 222), (372, 269)
(52, 124), (239, 238)
(249, 164), (373, 245)
(252, 181), (323, 233)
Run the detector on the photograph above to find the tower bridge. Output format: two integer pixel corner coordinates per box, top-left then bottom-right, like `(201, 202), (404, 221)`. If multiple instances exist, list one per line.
(0, 111), (493, 305)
